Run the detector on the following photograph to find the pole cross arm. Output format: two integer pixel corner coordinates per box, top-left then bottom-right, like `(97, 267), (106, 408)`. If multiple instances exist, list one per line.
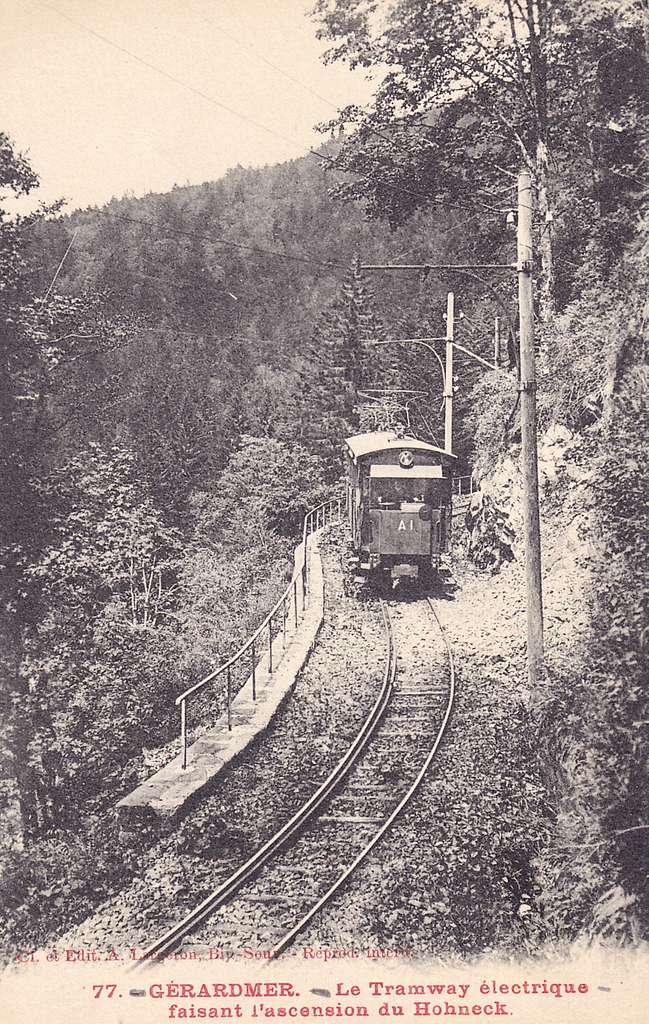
(360, 263), (517, 272)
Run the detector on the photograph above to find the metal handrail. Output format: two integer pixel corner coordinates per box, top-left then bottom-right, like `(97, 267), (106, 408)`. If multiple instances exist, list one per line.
(176, 496), (345, 768)
(453, 474), (477, 497)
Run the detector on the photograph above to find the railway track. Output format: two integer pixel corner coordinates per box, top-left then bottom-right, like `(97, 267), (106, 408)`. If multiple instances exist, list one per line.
(134, 595), (455, 965)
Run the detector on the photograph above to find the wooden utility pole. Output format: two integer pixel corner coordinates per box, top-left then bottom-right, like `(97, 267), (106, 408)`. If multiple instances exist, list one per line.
(444, 291), (454, 453)
(517, 170), (544, 688)
(494, 316), (501, 366)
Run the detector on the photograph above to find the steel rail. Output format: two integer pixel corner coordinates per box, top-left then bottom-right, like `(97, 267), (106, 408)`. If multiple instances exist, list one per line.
(132, 600), (397, 966)
(268, 596), (455, 960)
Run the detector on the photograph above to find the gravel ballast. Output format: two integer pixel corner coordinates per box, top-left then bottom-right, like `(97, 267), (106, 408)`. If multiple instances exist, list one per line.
(42, 516), (580, 962)
(55, 525), (387, 953)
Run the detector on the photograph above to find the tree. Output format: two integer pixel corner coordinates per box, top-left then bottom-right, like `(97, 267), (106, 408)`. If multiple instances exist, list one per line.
(312, 0), (649, 315)
(196, 435), (330, 542)
(305, 255), (384, 457)
(181, 436), (331, 679)
(9, 442), (182, 835)
(0, 137), (183, 840)
(102, 328), (240, 510)
(0, 136), (49, 838)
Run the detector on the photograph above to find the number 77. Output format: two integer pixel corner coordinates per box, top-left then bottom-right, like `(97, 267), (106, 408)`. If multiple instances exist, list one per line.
(92, 985), (117, 998)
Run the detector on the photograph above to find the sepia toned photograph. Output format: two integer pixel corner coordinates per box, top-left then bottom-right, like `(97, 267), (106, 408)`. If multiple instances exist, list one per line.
(1, 1), (648, 1022)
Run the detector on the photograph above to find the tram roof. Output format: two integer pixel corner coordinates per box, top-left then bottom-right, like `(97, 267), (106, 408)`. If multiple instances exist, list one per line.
(345, 431), (456, 461)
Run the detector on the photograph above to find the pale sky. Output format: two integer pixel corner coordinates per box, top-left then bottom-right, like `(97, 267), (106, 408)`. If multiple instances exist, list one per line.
(2, 0), (376, 214)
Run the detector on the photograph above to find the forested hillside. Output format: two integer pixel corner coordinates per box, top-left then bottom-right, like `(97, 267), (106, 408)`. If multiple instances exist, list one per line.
(1, 0), (648, 959)
(27, 150), (499, 480)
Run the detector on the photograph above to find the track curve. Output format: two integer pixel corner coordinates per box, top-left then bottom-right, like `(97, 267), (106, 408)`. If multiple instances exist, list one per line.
(133, 595), (454, 965)
(269, 597), (455, 958)
(132, 600), (397, 965)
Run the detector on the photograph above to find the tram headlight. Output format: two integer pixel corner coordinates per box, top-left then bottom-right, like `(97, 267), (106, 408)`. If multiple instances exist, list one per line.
(399, 450), (414, 468)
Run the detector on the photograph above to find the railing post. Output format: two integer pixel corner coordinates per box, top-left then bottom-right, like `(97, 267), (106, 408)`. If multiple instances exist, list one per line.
(268, 617), (273, 673)
(304, 531), (309, 593)
(293, 578), (298, 627)
(251, 639), (257, 701)
(226, 666), (232, 731)
(282, 595), (287, 645)
(180, 699), (187, 770)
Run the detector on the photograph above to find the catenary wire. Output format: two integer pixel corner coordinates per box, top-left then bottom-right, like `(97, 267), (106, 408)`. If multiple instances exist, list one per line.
(196, 3), (341, 112)
(36, 0), (302, 150)
(37, 0), (510, 218)
(93, 210), (348, 269)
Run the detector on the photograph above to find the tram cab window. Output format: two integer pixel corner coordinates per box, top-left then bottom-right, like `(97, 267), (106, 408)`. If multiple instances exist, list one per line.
(371, 478), (450, 509)
(423, 480), (451, 508)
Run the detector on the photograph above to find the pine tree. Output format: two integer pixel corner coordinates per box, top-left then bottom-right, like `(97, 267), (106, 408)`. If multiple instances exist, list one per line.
(305, 255), (383, 462)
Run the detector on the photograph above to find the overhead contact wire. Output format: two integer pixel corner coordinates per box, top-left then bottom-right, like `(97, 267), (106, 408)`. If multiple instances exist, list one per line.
(38, 1), (509, 220)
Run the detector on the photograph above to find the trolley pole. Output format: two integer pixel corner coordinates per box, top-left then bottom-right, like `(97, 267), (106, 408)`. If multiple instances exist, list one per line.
(444, 291), (454, 453)
(517, 170), (544, 688)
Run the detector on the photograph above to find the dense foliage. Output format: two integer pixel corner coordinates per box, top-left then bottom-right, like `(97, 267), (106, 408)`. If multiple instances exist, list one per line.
(312, 0), (647, 313)
(0, 0), (648, 955)
(310, 0), (649, 947)
(531, 237), (649, 941)
(0, 139), (342, 952)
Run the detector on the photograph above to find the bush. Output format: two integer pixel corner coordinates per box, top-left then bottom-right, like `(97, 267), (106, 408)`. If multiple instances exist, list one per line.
(533, 360), (649, 940)
(466, 370), (519, 474)
(537, 276), (627, 431)
(0, 812), (147, 959)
